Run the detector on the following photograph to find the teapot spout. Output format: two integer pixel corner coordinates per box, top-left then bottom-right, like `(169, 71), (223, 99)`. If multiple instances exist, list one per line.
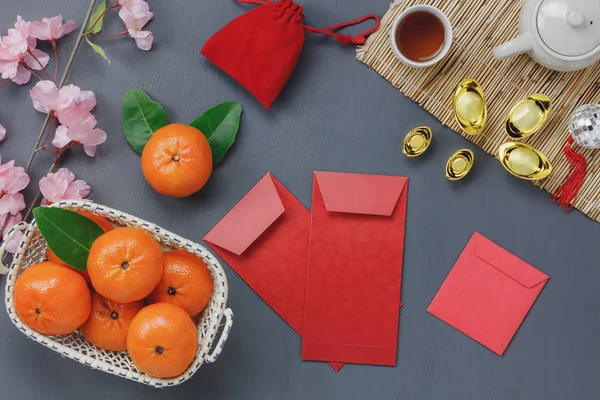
(493, 34), (533, 60)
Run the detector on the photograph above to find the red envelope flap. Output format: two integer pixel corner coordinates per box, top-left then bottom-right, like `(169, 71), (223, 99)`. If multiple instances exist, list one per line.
(204, 173), (285, 255)
(314, 171), (408, 216)
(474, 232), (549, 288)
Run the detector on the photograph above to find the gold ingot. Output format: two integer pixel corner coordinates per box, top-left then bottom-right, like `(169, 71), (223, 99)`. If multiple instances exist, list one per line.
(402, 126), (432, 157)
(505, 94), (552, 139)
(445, 149), (475, 181)
(453, 79), (487, 135)
(497, 142), (552, 180)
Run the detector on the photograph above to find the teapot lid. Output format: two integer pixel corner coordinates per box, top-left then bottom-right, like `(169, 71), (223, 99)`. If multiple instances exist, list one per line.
(537, 0), (600, 57)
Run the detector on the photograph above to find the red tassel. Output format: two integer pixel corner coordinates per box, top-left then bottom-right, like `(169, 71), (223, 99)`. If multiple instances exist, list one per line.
(552, 137), (587, 213)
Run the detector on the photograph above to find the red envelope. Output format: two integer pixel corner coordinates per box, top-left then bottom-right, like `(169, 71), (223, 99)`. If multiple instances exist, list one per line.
(301, 171), (408, 366)
(427, 232), (549, 356)
(203, 173), (344, 370)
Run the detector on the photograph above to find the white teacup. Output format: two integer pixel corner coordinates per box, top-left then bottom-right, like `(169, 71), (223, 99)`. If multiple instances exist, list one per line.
(390, 5), (453, 68)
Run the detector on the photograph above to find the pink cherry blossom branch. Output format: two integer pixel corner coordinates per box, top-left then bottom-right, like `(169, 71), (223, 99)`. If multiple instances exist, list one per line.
(0, 79), (10, 89)
(26, 49), (51, 80)
(25, 0), (99, 174)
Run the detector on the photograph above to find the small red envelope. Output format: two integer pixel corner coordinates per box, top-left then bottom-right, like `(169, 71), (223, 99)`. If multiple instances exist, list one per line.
(301, 171), (408, 366)
(204, 173), (343, 370)
(427, 232), (549, 356)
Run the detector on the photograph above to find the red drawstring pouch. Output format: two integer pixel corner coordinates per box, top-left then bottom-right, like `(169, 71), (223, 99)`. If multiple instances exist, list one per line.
(201, 0), (380, 109)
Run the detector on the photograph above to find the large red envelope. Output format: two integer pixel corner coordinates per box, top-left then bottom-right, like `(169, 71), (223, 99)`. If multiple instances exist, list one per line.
(427, 232), (549, 356)
(301, 171), (408, 366)
(203, 173), (343, 370)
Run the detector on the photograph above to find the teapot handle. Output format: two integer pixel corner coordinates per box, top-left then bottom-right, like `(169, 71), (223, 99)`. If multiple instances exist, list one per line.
(493, 34), (533, 61)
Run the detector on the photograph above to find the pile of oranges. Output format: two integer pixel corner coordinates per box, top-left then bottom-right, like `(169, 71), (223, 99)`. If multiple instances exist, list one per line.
(14, 212), (213, 379)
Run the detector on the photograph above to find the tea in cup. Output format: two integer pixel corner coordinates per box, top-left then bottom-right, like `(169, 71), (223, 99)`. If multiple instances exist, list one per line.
(390, 5), (453, 68)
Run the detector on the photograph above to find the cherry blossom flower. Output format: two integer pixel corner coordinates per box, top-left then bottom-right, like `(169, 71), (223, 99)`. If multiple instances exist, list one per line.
(0, 16), (49, 85)
(39, 168), (90, 206)
(56, 84), (96, 120)
(0, 124), (5, 142)
(119, 0), (151, 19)
(53, 107), (106, 157)
(0, 156), (30, 216)
(1, 16), (35, 55)
(118, 7), (153, 51)
(0, 47), (49, 84)
(2, 212), (23, 254)
(30, 81), (96, 116)
(29, 15), (77, 42)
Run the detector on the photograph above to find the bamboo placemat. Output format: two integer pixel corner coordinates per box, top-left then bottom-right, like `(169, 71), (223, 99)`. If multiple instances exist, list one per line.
(357, 0), (600, 222)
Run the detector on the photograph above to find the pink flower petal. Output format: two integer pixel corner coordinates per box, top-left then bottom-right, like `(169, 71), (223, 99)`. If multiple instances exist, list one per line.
(83, 145), (97, 157)
(0, 124), (6, 142)
(55, 167), (75, 184)
(2, 28), (28, 55)
(0, 48), (20, 80)
(118, 8), (135, 27)
(57, 84), (80, 110)
(136, 11), (154, 30)
(57, 20), (77, 39)
(77, 90), (96, 111)
(134, 31), (153, 51)
(120, 0), (150, 19)
(82, 128), (107, 146)
(29, 20), (51, 41)
(3, 212), (24, 254)
(0, 193), (25, 215)
(30, 80), (59, 113)
(52, 125), (71, 148)
(24, 49), (50, 70)
(12, 65), (31, 85)
(63, 179), (91, 200)
(4, 166), (30, 193)
(39, 168), (69, 204)
(0, 160), (15, 179)
(29, 15), (77, 41)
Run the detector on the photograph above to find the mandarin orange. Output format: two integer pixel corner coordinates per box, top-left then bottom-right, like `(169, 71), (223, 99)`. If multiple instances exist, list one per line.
(147, 250), (213, 316)
(141, 123), (213, 198)
(80, 292), (145, 351)
(14, 262), (91, 335)
(127, 303), (198, 378)
(87, 227), (163, 303)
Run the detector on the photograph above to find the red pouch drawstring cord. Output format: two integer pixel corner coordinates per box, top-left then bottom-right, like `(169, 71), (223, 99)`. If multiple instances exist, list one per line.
(202, 0), (380, 108)
(239, 0), (380, 45)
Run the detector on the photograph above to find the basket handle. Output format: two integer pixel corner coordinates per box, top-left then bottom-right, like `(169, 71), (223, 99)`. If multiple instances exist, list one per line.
(204, 308), (234, 363)
(0, 222), (30, 275)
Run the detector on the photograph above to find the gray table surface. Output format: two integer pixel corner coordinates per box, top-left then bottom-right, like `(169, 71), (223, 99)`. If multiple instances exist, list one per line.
(1, 1), (600, 399)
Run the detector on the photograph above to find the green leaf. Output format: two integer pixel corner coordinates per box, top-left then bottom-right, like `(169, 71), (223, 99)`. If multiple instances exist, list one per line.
(85, 35), (111, 65)
(85, 0), (106, 34)
(122, 89), (169, 155)
(33, 208), (105, 271)
(190, 102), (242, 165)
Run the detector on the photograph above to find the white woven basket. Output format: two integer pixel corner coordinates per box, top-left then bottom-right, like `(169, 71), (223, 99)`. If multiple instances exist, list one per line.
(0, 200), (233, 388)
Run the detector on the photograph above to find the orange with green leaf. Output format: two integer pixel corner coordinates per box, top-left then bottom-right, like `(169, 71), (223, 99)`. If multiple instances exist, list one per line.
(122, 89), (242, 197)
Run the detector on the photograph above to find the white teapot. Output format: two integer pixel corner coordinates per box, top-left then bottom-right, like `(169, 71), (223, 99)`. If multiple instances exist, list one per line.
(493, 0), (600, 72)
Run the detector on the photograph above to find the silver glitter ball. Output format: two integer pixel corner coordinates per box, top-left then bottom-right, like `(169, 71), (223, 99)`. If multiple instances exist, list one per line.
(569, 104), (600, 149)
